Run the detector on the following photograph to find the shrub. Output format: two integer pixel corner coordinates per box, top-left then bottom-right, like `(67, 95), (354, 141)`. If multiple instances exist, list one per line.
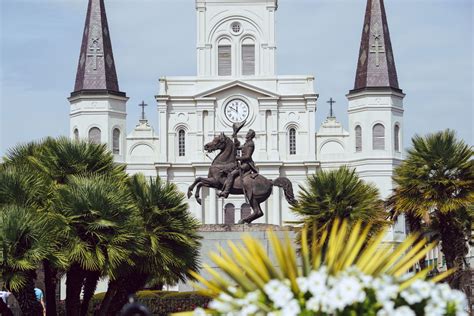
(86, 290), (210, 315)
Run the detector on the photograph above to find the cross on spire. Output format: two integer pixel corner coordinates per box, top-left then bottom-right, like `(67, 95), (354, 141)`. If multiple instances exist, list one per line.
(327, 97), (336, 118)
(139, 101), (148, 121)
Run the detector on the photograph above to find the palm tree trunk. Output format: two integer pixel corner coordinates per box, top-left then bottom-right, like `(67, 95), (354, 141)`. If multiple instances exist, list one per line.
(438, 212), (468, 289)
(10, 272), (43, 316)
(97, 279), (120, 316)
(43, 259), (58, 316)
(105, 273), (149, 316)
(80, 270), (100, 316)
(65, 263), (85, 316)
(0, 299), (13, 316)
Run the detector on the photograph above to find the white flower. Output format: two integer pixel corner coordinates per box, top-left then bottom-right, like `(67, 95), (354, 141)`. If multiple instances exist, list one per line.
(208, 298), (234, 313)
(307, 269), (328, 296)
(193, 307), (208, 316)
(240, 303), (259, 316)
(263, 279), (294, 308)
(392, 306), (416, 316)
(296, 276), (309, 293)
(400, 279), (432, 304)
(281, 299), (301, 316)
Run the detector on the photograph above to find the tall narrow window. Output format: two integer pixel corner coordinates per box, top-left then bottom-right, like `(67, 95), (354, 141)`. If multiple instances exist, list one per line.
(289, 128), (296, 155)
(218, 39), (232, 76)
(355, 125), (362, 152)
(224, 203), (235, 225)
(88, 127), (101, 144)
(73, 129), (79, 141)
(112, 128), (120, 154)
(242, 39), (255, 75)
(394, 125), (400, 152)
(178, 129), (185, 157)
(372, 124), (385, 150)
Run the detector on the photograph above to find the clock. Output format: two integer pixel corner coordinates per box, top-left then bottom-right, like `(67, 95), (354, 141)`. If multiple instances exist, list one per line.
(224, 99), (249, 123)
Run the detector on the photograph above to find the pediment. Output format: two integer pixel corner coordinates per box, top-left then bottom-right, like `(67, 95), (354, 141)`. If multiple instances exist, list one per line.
(195, 80), (279, 98)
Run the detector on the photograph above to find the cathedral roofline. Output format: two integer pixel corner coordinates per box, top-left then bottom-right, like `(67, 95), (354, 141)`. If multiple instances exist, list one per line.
(352, 0), (400, 91)
(72, 0), (124, 96)
(346, 86), (405, 98)
(69, 89), (127, 100)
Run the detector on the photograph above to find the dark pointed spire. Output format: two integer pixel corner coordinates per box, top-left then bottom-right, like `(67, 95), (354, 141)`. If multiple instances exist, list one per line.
(351, 0), (400, 93)
(71, 0), (125, 97)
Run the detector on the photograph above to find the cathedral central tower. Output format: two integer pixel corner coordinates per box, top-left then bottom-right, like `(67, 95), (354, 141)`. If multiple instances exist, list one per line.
(195, 0), (277, 77)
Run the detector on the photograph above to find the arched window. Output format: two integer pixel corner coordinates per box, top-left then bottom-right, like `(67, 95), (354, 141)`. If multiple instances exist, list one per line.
(73, 129), (79, 141)
(289, 128), (296, 155)
(355, 125), (362, 152)
(241, 203), (251, 221)
(178, 129), (186, 157)
(372, 124), (385, 150)
(242, 38), (255, 75)
(88, 127), (101, 144)
(218, 38), (232, 76)
(224, 203), (235, 225)
(112, 128), (120, 154)
(394, 125), (400, 152)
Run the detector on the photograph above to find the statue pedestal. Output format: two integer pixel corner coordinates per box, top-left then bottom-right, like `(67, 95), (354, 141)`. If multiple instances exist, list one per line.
(178, 224), (296, 291)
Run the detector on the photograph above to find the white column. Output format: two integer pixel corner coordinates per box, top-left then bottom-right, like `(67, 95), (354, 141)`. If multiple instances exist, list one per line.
(208, 188), (217, 224)
(272, 181), (281, 225)
(217, 196), (223, 224)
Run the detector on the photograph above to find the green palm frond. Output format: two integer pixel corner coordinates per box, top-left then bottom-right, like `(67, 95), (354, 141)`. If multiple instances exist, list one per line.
(0, 205), (60, 292)
(291, 166), (389, 243)
(57, 174), (142, 273)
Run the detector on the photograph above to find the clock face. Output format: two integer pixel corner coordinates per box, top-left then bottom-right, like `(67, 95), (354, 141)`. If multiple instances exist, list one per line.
(224, 99), (249, 123)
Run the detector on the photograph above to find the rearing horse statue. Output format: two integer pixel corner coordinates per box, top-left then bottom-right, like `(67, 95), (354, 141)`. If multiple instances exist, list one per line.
(187, 132), (297, 224)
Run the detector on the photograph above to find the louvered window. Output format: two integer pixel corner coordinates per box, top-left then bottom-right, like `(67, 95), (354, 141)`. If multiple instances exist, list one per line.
(224, 203), (235, 224)
(218, 45), (232, 76)
(73, 129), (79, 141)
(112, 128), (120, 154)
(178, 129), (186, 157)
(289, 128), (296, 155)
(394, 125), (400, 152)
(372, 124), (385, 150)
(88, 127), (101, 144)
(355, 125), (362, 152)
(242, 44), (255, 75)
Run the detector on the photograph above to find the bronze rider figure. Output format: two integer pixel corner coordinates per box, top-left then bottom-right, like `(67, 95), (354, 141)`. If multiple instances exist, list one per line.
(218, 129), (258, 198)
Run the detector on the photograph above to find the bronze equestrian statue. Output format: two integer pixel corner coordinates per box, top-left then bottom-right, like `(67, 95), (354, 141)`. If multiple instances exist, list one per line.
(187, 123), (297, 224)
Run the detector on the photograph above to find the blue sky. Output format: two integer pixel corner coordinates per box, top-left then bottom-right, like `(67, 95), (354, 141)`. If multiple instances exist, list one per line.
(0, 0), (472, 156)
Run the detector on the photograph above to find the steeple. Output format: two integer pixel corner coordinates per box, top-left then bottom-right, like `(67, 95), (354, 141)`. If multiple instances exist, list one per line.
(72, 0), (124, 97)
(352, 0), (400, 93)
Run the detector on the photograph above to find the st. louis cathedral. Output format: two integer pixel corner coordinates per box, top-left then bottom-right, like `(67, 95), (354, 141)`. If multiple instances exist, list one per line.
(68, 0), (406, 242)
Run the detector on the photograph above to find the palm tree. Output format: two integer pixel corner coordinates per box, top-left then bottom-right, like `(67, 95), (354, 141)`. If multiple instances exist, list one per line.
(291, 166), (388, 242)
(98, 174), (201, 315)
(389, 130), (473, 288)
(0, 205), (58, 316)
(56, 174), (141, 316)
(2, 137), (126, 316)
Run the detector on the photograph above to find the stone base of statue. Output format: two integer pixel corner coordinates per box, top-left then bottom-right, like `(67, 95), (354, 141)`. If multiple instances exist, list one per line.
(178, 224), (296, 291)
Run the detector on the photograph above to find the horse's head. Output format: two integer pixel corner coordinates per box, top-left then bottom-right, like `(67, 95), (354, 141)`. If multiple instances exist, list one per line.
(204, 132), (229, 153)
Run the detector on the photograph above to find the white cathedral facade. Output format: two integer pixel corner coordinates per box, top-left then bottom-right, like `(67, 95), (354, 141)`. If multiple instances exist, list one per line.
(69, 0), (406, 241)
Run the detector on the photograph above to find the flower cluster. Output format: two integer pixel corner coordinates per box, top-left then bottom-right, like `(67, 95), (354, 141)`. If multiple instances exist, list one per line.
(193, 266), (468, 316)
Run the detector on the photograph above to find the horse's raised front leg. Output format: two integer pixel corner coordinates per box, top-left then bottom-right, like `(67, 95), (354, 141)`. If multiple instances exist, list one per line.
(187, 177), (203, 199)
(195, 183), (203, 205)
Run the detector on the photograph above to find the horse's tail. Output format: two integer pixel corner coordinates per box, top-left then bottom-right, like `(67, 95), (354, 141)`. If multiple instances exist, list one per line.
(272, 177), (298, 206)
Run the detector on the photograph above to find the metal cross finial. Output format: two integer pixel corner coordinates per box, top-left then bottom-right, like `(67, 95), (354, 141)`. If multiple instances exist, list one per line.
(327, 97), (336, 117)
(139, 101), (147, 121)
